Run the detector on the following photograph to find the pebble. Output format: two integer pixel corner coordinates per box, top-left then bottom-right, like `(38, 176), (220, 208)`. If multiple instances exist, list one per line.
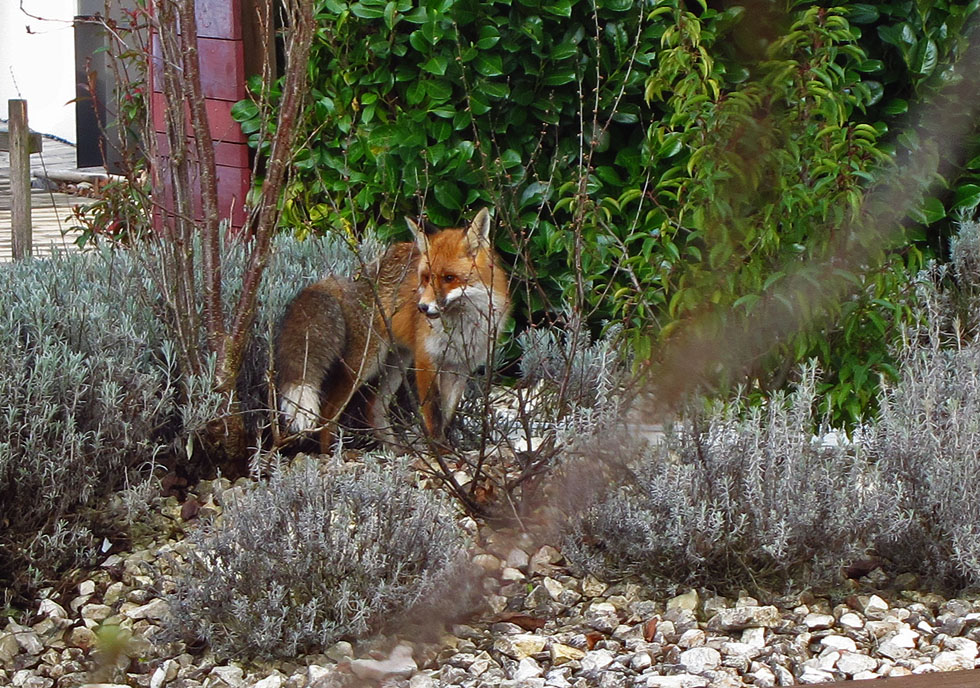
(494, 633), (548, 659)
(679, 646), (721, 672)
(349, 642), (416, 680)
(8, 496), (980, 688)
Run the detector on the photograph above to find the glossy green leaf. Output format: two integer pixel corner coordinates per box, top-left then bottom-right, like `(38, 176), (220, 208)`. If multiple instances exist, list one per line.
(433, 180), (463, 210)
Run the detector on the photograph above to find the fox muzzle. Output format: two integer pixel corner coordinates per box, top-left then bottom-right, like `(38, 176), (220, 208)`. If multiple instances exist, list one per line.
(418, 302), (441, 319)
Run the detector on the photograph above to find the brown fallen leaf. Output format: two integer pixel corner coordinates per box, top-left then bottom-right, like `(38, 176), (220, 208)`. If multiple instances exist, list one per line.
(180, 498), (201, 521)
(585, 631), (604, 650)
(643, 617), (658, 643)
(492, 612), (547, 631)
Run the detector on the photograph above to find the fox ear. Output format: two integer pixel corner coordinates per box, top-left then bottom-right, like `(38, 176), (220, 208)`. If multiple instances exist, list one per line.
(465, 208), (491, 254)
(407, 217), (429, 254)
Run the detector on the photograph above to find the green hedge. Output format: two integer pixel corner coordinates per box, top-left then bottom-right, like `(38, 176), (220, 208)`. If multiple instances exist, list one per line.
(235, 0), (980, 426)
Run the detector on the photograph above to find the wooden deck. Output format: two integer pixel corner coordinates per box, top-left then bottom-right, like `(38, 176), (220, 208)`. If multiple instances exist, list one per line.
(0, 135), (89, 261)
(825, 669), (980, 686)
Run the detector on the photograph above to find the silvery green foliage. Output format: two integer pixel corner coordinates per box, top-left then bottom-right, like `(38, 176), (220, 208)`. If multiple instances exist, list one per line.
(0, 248), (211, 593)
(517, 324), (628, 443)
(562, 363), (896, 591)
(950, 219), (980, 292)
(870, 256), (980, 586)
(0, 234), (394, 596)
(165, 457), (470, 659)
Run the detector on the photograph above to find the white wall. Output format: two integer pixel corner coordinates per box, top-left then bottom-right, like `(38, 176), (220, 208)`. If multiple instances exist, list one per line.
(0, 1), (77, 142)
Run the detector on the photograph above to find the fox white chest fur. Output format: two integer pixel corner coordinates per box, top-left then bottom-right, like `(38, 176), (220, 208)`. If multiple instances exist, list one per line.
(421, 278), (508, 374)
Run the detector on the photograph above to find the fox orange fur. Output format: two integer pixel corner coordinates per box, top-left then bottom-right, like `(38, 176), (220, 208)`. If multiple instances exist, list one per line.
(275, 208), (510, 451)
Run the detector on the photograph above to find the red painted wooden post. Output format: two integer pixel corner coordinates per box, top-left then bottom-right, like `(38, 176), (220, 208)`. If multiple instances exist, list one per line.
(150, 0), (251, 232)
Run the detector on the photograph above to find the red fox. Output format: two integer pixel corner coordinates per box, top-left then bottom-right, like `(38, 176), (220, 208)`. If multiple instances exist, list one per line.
(275, 208), (511, 452)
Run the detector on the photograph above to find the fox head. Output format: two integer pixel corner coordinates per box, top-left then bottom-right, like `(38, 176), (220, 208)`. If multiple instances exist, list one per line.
(407, 208), (495, 320)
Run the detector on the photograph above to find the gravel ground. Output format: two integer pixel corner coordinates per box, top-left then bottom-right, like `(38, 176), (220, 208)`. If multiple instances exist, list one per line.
(3, 475), (980, 688)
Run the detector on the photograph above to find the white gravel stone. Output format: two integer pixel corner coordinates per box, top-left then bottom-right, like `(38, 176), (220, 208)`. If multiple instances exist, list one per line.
(741, 627), (766, 649)
(863, 595), (889, 616)
(933, 650), (975, 671)
(81, 603), (113, 621)
(643, 674), (709, 688)
(150, 659), (179, 688)
(838, 612), (864, 629)
(252, 674), (283, 688)
(773, 663), (795, 686)
(494, 633), (547, 659)
(748, 665), (777, 688)
(8, 624), (43, 655)
(799, 666), (834, 683)
(529, 545), (563, 575)
(349, 643), (416, 680)
(506, 547), (530, 569)
(37, 599), (67, 621)
(546, 672), (573, 688)
(707, 606), (780, 631)
(804, 613), (835, 630)
(721, 642), (760, 659)
(125, 598), (168, 621)
(581, 649), (615, 673)
(325, 640), (353, 662)
(837, 651), (878, 675)
(209, 665), (245, 688)
(677, 629), (706, 648)
(581, 575), (608, 597)
(630, 651), (653, 671)
(942, 637), (978, 655)
(468, 651), (492, 676)
(472, 553), (502, 572)
(878, 629), (919, 660)
(409, 672), (438, 688)
(306, 664), (333, 688)
(679, 646), (722, 673)
(0, 632), (20, 663)
(550, 643), (585, 665)
(514, 656), (544, 681)
(667, 590), (700, 612)
(812, 650), (840, 671)
(820, 635), (857, 653)
(543, 577), (565, 600)
(501, 566), (526, 581)
(586, 602), (620, 633)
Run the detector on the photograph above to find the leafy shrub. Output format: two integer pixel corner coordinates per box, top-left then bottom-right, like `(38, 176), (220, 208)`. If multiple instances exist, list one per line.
(67, 177), (151, 249)
(517, 323), (630, 444)
(869, 220), (980, 587)
(871, 332), (980, 587)
(0, 235), (360, 604)
(236, 0), (979, 427)
(560, 363), (898, 592)
(561, 223), (980, 592)
(0, 248), (214, 601)
(164, 457), (471, 659)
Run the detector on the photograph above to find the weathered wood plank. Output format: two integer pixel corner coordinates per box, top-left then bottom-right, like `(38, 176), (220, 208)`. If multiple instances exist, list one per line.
(823, 669), (980, 687)
(0, 125), (43, 154)
(8, 99), (33, 259)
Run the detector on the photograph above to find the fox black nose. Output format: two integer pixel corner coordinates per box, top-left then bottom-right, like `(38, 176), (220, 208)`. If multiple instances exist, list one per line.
(418, 303), (441, 319)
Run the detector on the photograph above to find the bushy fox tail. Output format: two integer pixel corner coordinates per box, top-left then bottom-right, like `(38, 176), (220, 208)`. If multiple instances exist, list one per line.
(280, 380), (323, 433)
(275, 281), (348, 433)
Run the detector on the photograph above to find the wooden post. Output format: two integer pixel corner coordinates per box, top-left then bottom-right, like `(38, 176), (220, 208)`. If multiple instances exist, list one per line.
(9, 99), (32, 260)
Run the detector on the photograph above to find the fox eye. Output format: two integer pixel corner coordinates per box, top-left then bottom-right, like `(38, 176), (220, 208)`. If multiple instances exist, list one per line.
(419, 271), (430, 285)
(442, 273), (457, 284)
